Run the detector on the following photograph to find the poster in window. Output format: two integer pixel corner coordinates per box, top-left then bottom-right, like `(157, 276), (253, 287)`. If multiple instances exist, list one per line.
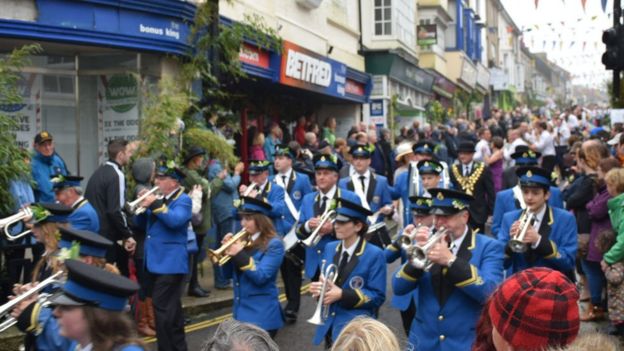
(417, 24), (437, 46)
(97, 74), (139, 163)
(0, 73), (41, 149)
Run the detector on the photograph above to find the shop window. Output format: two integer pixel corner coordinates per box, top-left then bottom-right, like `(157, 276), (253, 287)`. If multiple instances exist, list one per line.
(395, 0), (415, 47)
(374, 0), (392, 36)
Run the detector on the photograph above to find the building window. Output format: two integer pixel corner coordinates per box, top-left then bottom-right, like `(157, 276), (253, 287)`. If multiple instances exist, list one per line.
(374, 0), (392, 36)
(395, 0), (415, 46)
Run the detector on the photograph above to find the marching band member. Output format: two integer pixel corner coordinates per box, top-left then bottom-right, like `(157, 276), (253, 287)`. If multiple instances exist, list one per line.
(239, 159), (286, 234)
(310, 197), (386, 347)
(498, 166), (577, 279)
(271, 144), (313, 323)
(222, 196), (285, 337)
(297, 153), (360, 280)
(416, 159), (449, 197)
(392, 188), (504, 350)
(491, 148), (564, 237)
(12, 227), (116, 351)
(393, 141), (449, 227)
(384, 196), (434, 336)
(48, 259), (144, 350)
(134, 160), (191, 351)
(52, 175), (100, 233)
(449, 141), (495, 234)
(338, 144), (393, 248)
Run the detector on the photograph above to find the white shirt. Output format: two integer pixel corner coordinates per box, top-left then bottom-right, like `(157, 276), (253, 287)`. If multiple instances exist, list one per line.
(277, 168), (293, 189)
(251, 231), (261, 242)
(461, 161), (474, 176)
(567, 114), (579, 129)
(474, 139), (491, 162)
(71, 196), (85, 208)
(340, 237), (361, 263)
(304, 185), (337, 232)
(450, 226), (469, 255)
(354, 170), (371, 193)
(504, 138), (529, 166)
(533, 130), (556, 156)
(554, 124), (571, 147)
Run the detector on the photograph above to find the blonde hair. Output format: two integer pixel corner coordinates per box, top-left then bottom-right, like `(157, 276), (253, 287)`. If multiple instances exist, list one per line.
(580, 140), (610, 170)
(330, 316), (400, 351)
(606, 168), (624, 195)
(32, 222), (67, 283)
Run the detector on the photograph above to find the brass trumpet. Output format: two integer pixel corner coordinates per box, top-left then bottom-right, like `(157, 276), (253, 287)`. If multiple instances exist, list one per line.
(242, 182), (258, 197)
(208, 230), (252, 266)
(0, 271), (64, 333)
(302, 209), (336, 248)
(307, 259), (338, 326)
(125, 186), (161, 215)
(0, 207), (33, 241)
(509, 211), (536, 253)
(406, 227), (449, 271)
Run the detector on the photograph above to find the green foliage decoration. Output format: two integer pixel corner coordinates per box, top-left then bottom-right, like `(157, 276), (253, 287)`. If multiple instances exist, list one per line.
(0, 44), (41, 214)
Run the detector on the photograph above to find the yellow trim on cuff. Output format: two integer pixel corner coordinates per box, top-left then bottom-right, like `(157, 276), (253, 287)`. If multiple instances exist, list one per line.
(397, 266), (418, 282)
(387, 245), (398, 252)
(239, 257), (256, 271)
(353, 288), (370, 308)
(26, 302), (42, 333)
(455, 265), (483, 287)
(543, 240), (560, 259)
(152, 204), (168, 214)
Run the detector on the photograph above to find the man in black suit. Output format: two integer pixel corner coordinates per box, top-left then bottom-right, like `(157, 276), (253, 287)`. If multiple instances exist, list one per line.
(449, 141), (495, 233)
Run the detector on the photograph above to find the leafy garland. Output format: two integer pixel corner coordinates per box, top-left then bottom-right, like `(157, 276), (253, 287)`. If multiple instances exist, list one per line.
(451, 163), (485, 196)
(0, 44), (41, 214)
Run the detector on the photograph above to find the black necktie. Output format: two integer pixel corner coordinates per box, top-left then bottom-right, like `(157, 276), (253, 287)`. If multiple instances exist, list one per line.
(320, 195), (328, 212)
(338, 251), (349, 277)
(281, 175), (287, 188)
(464, 165), (470, 176)
(359, 175), (366, 192)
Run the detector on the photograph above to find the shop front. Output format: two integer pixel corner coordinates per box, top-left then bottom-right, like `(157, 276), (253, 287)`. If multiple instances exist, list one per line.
(0, 0), (195, 179)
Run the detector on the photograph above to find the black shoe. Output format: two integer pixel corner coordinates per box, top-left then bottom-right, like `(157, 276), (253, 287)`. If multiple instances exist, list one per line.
(188, 286), (210, 298)
(284, 310), (298, 324)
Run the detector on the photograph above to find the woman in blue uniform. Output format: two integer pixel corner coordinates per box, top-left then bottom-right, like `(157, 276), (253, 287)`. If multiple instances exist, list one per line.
(222, 196), (285, 337)
(48, 259), (144, 351)
(310, 197), (386, 347)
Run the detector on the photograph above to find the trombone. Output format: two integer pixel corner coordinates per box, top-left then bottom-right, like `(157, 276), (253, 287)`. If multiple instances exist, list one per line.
(0, 271), (64, 333)
(0, 207), (33, 241)
(308, 259), (338, 325)
(509, 211), (536, 253)
(125, 186), (161, 215)
(302, 209), (336, 248)
(207, 230), (252, 266)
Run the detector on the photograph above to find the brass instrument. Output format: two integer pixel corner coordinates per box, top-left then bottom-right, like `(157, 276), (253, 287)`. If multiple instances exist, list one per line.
(405, 227), (449, 271)
(307, 259), (338, 325)
(207, 230), (252, 266)
(302, 209), (336, 248)
(509, 211), (536, 253)
(242, 182), (258, 197)
(125, 186), (162, 215)
(0, 207), (33, 241)
(0, 271), (63, 333)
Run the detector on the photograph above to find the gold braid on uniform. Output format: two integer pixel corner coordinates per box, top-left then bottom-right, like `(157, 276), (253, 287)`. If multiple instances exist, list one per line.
(451, 163), (485, 195)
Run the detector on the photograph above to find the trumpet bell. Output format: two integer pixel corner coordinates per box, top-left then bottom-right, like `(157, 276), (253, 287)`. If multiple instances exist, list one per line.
(207, 230), (250, 266)
(509, 240), (528, 253)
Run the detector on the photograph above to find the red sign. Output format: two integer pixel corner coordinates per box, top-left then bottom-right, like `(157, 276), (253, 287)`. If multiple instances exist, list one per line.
(345, 79), (365, 96)
(239, 43), (270, 69)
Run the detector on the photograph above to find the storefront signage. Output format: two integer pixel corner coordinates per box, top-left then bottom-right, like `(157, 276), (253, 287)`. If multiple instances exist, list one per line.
(280, 41), (348, 99)
(389, 57), (434, 94)
(489, 68), (508, 91)
(417, 24), (437, 46)
(370, 99), (384, 116)
(345, 79), (366, 96)
(476, 63), (490, 90)
(0, 73), (41, 149)
(459, 58), (477, 88)
(239, 43), (270, 69)
(97, 74), (139, 162)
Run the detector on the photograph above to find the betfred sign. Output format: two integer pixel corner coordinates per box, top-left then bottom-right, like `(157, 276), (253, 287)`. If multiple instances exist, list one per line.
(279, 41), (347, 98)
(239, 43), (270, 69)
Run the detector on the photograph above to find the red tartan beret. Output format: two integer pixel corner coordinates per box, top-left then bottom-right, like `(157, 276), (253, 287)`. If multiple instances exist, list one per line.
(488, 267), (579, 350)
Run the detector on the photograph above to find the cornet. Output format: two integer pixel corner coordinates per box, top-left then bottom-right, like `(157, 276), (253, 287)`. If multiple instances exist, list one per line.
(308, 259), (338, 326)
(406, 227), (449, 271)
(0, 271), (63, 333)
(125, 186), (161, 215)
(302, 209), (336, 248)
(207, 230), (252, 266)
(509, 211), (536, 253)
(0, 207), (33, 241)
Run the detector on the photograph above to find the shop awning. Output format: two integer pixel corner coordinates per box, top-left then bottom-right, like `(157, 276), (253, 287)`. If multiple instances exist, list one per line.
(394, 103), (424, 117)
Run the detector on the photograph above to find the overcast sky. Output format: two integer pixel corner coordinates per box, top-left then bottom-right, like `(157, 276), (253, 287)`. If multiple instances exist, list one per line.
(500, 0), (613, 90)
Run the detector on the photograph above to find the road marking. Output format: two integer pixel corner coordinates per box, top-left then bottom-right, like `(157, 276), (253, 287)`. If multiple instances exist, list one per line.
(143, 283), (311, 344)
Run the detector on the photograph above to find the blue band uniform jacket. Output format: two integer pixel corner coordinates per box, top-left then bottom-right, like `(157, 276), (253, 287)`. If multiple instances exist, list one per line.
(392, 167), (448, 226)
(270, 171), (313, 232)
(297, 189), (361, 279)
(134, 188), (192, 275)
(491, 186), (563, 238)
(230, 237), (285, 331)
(313, 239), (386, 345)
(392, 230), (504, 351)
(250, 182), (287, 235)
(68, 198), (100, 233)
(498, 206), (577, 277)
(338, 173), (392, 225)
(384, 241), (415, 311)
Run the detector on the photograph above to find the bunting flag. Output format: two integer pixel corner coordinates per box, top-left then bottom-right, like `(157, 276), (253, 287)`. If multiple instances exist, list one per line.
(594, 41), (598, 49)
(569, 41), (575, 48)
(559, 41), (564, 50)
(552, 40), (557, 49)
(581, 0), (587, 12)
(535, 0), (539, 9)
(507, 25), (513, 33)
(543, 40), (547, 49)
(582, 41), (586, 50)
(601, 0), (607, 12)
